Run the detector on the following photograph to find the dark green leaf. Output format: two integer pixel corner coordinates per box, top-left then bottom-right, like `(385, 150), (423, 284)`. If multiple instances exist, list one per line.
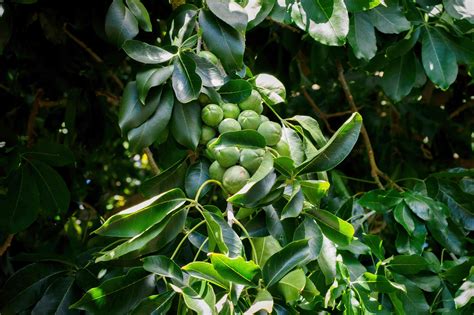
(263, 239), (311, 287)
(253, 236), (282, 267)
(347, 12), (377, 61)
(126, 0), (152, 32)
(210, 253), (260, 286)
(381, 51), (416, 102)
(185, 161), (210, 199)
(178, 282), (217, 315)
(210, 130), (266, 150)
(199, 10), (245, 72)
(143, 255), (184, 284)
(278, 269), (306, 304)
(263, 205), (288, 245)
(170, 100), (201, 149)
(136, 65), (174, 103)
(345, 0), (380, 12)
(243, 289), (273, 314)
(219, 79), (252, 103)
(131, 291), (175, 315)
(188, 53), (225, 88)
(357, 272), (406, 293)
(203, 210), (243, 258)
(280, 127), (305, 165)
(23, 140), (75, 167)
(444, 0), (474, 23)
(206, 0), (248, 33)
(140, 157), (187, 198)
(368, 3), (411, 34)
(105, 0), (139, 47)
(123, 40), (175, 64)
(172, 53), (202, 103)
(387, 255), (429, 275)
(293, 218), (323, 261)
(385, 28), (421, 60)
(300, 180), (330, 205)
(31, 277), (78, 315)
(363, 234), (385, 260)
(391, 274), (430, 315)
(253, 73), (286, 105)
(71, 268), (154, 315)
(403, 191), (434, 220)
(245, 0), (276, 30)
(182, 262), (230, 289)
(296, 113), (362, 174)
(436, 180), (474, 231)
(358, 189), (403, 213)
(309, 209), (354, 246)
(288, 115), (327, 148)
(393, 201), (415, 234)
(454, 269), (474, 308)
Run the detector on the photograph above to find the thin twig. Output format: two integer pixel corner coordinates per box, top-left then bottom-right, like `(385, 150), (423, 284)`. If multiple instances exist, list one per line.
(301, 88), (334, 133)
(336, 60), (403, 192)
(143, 147), (160, 175)
(449, 101), (473, 120)
(27, 89), (43, 148)
(0, 83), (11, 93)
(0, 234), (14, 257)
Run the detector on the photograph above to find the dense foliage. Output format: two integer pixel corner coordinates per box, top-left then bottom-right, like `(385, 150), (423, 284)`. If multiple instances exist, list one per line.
(0, 0), (473, 314)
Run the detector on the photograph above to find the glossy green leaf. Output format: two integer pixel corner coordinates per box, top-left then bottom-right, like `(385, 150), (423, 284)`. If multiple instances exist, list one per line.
(381, 51), (416, 102)
(358, 189), (403, 213)
(182, 262), (230, 289)
(105, 0), (139, 47)
(436, 180), (474, 231)
(263, 205), (288, 245)
(131, 291), (175, 315)
(71, 268), (154, 315)
(140, 157), (187, 198)
(292, 0), (349, 46)
(293, 217), (323, 261)
(29, 159), (70, 216)
(274, 156), (295, 176)
(199, 10), (245, 72)
(31, 277), (78, 315)
(393, 201), (415, 234)
(243, 289), (273, 315)
(263, 239), (311, 287)
(253, 236), (282, 267)
(444, 0), (474, 23)
(387, 255), (429, 275)
(288, 115), (327, 148)
(0, 165), (40, 233)
(300, 180), (330, 205)
(410, 275), (441, 292)
(127, 86), (174, 152)
(403, 191), (433, 220)
(245, 0), (276, 30)
(385, 28), (421, 60)
(296, 113), (362, 174)
(345, 0), (380, 12)
(126, 0), (152, 32)
(278, 269), (306, 304)
(280, 126), (305, 165)
(210, 253), (260, 286)
(219, 79), (252, 103)
(185, 160), (211, 199)
(206, 0), (248, 33)
(281, 183), (304, 220)
(210, 130), (266, 150)
(253, 73), (286, 105)
(178, 282), (217, 315)
(454, 269), (474, 308)
(368, 3), (411, 34)
(395, 223), (427, 256)
(123, 40), (174, 64)
(189, 53), (225, 88)
(170, 100), (201, 149)
(363, 234), (385, 260)
(421, 27), (458, 90)
(203, 210), (243, 257)
(391, 274), (430, 314)
(309, 209), (354, 246)
(172, 53), (202, 103)
(347, 12), (376, 61)
(23, 140), (75, 167)
(136, 65), (174, 103)
(142, 255), (184, 284)
(357, 272), (406, 294)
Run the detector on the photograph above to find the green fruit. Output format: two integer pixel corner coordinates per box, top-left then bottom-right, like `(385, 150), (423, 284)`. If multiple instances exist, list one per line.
(209, 161), (226, 182)
(198, 51), (219, 65)
(258, 121), (282, 146)
(238, 110), (261, 130)
(240, 148), (265, 173)
(201, 104), (224, 127)
(260, 115), (269, 122)
(198, 93), (211, 105)
(218, 118), (242, 134)
(222, 165), (250, 194)
(239, 90), (263, 113)
(221, 103), (240, 119)
(206, 138), (218, 160)
(274, 139), (291, 157)
(200, 126), (216, 144)
(215, 146), (240, 168)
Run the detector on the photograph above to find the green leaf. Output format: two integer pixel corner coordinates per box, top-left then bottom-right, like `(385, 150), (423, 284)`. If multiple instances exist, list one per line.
(300, 180), (330, 205)
(288, 115), (327, 148)
(281, 183), (304, 220)
(199, 10), (245, 72)
(185, 161), (211, 199)
(263, 239), (311, 287)
(293, 218), (323, 261)
(71, 268), (154, 315)
(347, 12), (377, 61)
(403, 191), (433, 220)
(210, 253), (261, 286)
(274, 156), (296, 177)
(170, 100), (202, 150)
(253, 236), (282, 267)
(436, 179), (474, 231)
(123, 40), (175, 64)
(296, 113), (362, 174)
(391, 274), (430, 314)
(31, 277), (78, 315)
(309, 209), (354, 246)
(126, 0), (152, 32)
(189, 53), (225, 88)
(381, 51), (416, 102)
(219, 79), (253, 103)
(94, 188), (185, 237)
(292, 0), (349, 46)
(357, 272), (406, 294)
(136, 65), (174, 103)
(131, 291), (175, 315)
(368, 3), (411, 34)
(140, 157), (187, 198)
(0, 165), (40, 233)
(253, 73), (286, 105)
(105, 0), (139, 47)
(178, 282), (217, 315)
(0, 263), (67, 314)
(393, 201), (415, 234)
(454, 269), (474, 308)
(421, 27), (458, 90)
(210, 130), (266, 150)
(387, 255), (429, 275)
(245, 0), (276, 30)
(142, 255), (184, 284)
(345, 0), (380, 12)
(385, 28), (421, 60)
(29, 159), (70, 216)
(182, 262), (230, 289)
(363, 234), (385, 260)
(127, 86), (175, 152)
(278, 269), (306, 304)
(203, 209), (243, 257)
(444, 0), (474, 24)
(280, 127), (305, 165)
(243, 289), (273, 315)
(23, 140), (75, 167)
(206, 0), (248, 33)
(358, 189), (403, 213)
(263, 205), (288, 245)
(172, 53), (202, 103)
(318, 236), (337, 284)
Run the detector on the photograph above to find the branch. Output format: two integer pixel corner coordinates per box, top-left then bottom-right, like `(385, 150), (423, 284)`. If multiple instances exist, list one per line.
(144, 147), (160, 175)
(27, 89), (43, 148)
(0, 234), (14, 257)
(449, 101), (474, 120)
(336, 60), (403, 192)
(301, 88), (334, 133)
(265, 17), (301, 33)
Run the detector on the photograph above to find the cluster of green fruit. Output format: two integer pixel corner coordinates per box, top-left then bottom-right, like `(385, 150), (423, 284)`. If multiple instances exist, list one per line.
(199, 90), (282, 195)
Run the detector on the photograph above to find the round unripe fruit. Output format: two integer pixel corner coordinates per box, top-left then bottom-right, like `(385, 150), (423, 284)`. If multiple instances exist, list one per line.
(238, 110), (261, 130)
(258, 121), (282, 146)
(198, 93), (211, 105)
(209, 161), (226, 182)
(201, 104), (223, 127)
(260, 115), (269, 122)
(274, 139), (291, 157)
(198, 51), (219, 65)
(240, 148), (265, 174)
(215, 146), (240, 168)
(222, 165), (250, 194)
(221, 103), (240, 119)
(200, 126), (216, 144)
(218, 118), (242, 134)
(205, 138), (218, 160)
(239, 90), (263, 113)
